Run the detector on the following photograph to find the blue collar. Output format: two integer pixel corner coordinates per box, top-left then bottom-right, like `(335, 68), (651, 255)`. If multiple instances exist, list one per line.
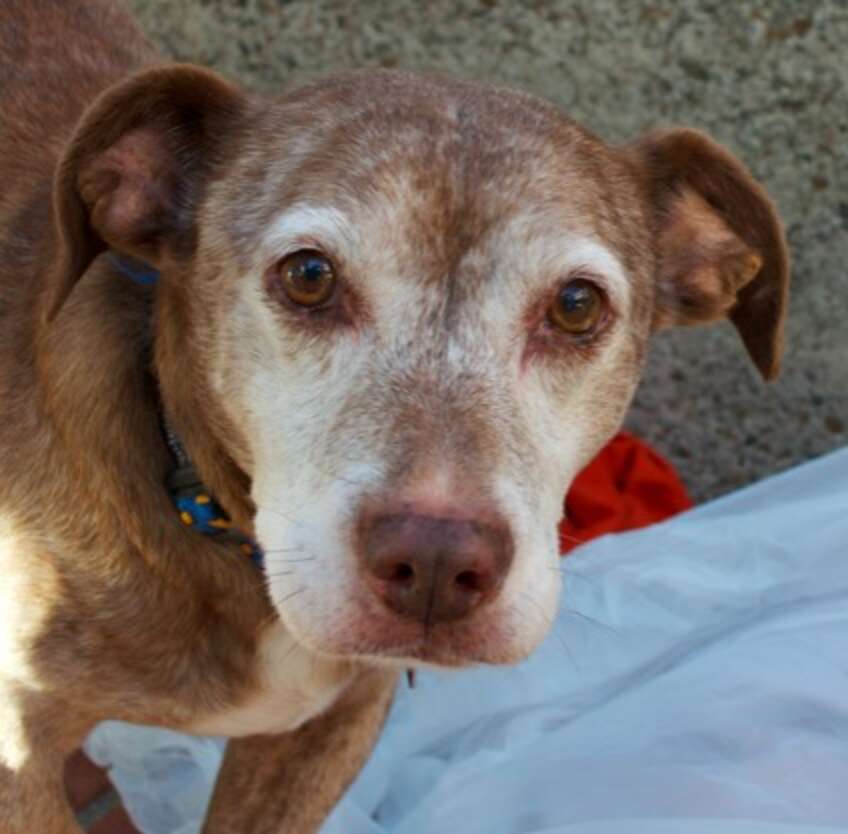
(110, 252), (263, 568)
(170, 469), (263, 568)
(107, 252), (160, 286)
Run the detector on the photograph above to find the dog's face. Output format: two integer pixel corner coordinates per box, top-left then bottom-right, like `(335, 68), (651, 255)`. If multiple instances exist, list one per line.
(51, 69), (788, 667)
(215, 80), (650, 666)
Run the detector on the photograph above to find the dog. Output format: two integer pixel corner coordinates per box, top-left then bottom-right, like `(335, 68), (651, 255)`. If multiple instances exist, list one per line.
(0, 1), (789, 831)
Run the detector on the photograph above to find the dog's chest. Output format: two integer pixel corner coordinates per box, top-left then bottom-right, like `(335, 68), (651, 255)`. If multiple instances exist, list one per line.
(187, 621), (352, 737)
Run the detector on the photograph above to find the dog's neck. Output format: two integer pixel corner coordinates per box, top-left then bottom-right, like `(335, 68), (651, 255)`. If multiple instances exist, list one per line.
(111, 251), (262, 565)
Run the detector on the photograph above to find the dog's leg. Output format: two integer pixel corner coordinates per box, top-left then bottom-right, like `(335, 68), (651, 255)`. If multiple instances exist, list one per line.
(0, 689), (89, 834)
(202, 668), (397, 834)
(0, 771), (82, 834)
(0, 755), (83, 834)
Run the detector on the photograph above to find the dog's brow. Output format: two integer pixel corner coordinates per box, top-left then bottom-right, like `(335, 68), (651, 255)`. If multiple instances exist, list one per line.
(262, 205), (358, 258)
(561, 239), (631, 307)
(494, 223), (632, 312)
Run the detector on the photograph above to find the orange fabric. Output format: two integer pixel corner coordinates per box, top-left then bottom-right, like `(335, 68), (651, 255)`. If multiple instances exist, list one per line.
(559, 432), (693, 554)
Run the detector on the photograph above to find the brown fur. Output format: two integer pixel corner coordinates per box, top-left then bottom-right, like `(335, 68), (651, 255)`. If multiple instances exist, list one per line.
(628, 128), (790, 379)
(0, 1), (788, 832)
(202, 668), (396, 834)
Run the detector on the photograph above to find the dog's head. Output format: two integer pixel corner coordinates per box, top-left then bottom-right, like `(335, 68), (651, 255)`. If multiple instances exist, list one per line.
(48, 66), (788, 667)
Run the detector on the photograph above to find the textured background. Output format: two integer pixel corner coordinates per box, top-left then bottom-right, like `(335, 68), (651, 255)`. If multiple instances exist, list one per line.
(124, 0), (847, 500)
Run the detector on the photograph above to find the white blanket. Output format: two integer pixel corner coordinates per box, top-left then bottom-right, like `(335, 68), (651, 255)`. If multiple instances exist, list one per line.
(86, 448), (848, 834)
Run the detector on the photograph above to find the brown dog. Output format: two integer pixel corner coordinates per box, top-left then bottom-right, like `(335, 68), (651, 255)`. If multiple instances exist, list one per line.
(0, 1), (788, 832)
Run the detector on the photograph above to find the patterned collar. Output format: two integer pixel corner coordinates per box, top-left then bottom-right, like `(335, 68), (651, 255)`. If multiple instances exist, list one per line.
(110, 252), (263, 568)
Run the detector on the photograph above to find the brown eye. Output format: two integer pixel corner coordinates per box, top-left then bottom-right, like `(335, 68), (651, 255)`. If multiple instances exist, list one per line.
(548, 279), (604, 334)
(276, 250), (337, 308)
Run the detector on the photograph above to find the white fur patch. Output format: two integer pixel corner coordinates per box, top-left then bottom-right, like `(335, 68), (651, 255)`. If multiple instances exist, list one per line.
(261, 204), (360, 264)
(187, 621), (352, 737)
(562, 238), (631, 308)
(0, 521), (52, 768)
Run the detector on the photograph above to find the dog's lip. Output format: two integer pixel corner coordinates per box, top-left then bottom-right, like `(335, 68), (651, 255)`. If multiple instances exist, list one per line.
(273, 581), (534, 667)
(302, 608), (524, 669)
(356, 638), (483, 669)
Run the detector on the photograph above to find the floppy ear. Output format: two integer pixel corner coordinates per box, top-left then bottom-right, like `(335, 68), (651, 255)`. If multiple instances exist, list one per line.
(629, 128), (789, 380)
(46, 63), (248, 321)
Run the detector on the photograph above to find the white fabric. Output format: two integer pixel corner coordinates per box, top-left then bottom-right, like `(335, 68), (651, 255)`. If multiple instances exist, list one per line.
(85, 448), (848, 834)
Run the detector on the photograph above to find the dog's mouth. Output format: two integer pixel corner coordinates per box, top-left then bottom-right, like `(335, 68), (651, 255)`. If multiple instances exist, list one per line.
(257, 494), (558, 669)
(353, 632), (492, 669)
(287, 588), (538, 669)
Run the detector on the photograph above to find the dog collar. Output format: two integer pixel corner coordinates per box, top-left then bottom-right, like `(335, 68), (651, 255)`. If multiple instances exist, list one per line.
(107, 252), (160, 286)
(166, 439), (264, 569)
(110, 252), (263, 568)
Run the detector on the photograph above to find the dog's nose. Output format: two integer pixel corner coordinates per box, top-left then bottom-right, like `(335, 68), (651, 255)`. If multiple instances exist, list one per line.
(359, 511), (514, 625)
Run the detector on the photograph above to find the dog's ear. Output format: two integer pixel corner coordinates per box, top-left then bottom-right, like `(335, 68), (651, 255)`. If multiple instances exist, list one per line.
(46, 64), (248, 321)
(629, 128), (789, 380)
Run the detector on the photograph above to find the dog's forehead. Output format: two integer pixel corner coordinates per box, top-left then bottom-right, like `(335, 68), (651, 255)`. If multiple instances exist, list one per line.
(223, 71), (644, 274)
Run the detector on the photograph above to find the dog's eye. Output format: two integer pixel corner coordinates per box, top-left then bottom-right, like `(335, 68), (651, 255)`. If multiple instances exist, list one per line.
(548, 279), (604, 334)
(277, 250), (337, 308)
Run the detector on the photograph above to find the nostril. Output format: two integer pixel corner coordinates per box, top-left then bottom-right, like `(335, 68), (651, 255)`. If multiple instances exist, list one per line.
(392, 562), (415, 584)
(360, 508), (514, 624)
(455, 569), (483, 593)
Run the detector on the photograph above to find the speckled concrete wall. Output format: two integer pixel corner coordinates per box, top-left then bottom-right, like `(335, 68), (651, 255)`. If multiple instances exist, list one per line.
(123, 0), (847, 499)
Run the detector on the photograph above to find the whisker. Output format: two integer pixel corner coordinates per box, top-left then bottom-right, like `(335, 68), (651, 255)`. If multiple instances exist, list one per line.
(559, 606), (620, 636)
(548, 565), (603, 586)
(277, 586), (306, 606)
(256, 545), (307, 554)
(224, 577), (288, 599)
(256, 609), (281, 632)
(518, 590), (576, 667)
(551, 567), (621, 636)
(306, 462), (372, 491)
(260, 553), (316, 563)
(254, 502), (308, 529)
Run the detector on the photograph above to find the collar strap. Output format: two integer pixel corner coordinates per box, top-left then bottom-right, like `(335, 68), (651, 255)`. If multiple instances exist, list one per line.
(109, 251), (263, 568)
(107, 252), (160, 286)
(169, 465), (263, 568)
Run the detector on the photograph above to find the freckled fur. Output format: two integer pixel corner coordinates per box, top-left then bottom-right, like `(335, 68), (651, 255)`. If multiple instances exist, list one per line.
(0, 1), (788, 832)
